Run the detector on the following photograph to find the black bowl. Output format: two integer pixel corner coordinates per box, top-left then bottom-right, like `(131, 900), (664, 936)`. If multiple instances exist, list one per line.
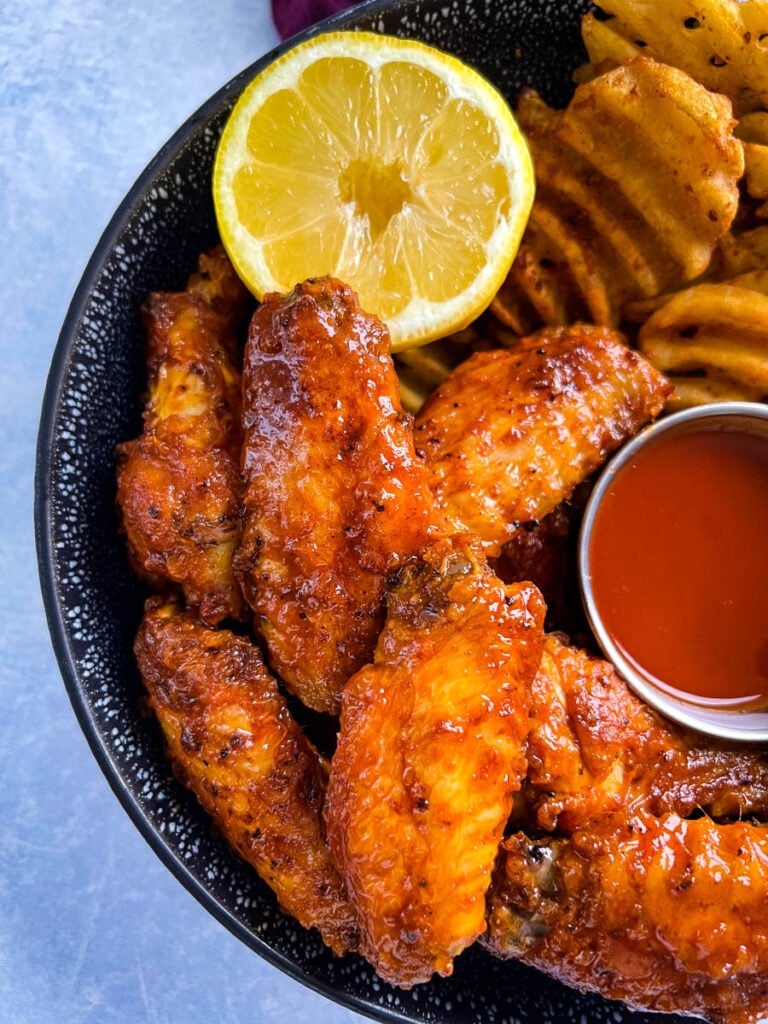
(35, 1), (686, 1021)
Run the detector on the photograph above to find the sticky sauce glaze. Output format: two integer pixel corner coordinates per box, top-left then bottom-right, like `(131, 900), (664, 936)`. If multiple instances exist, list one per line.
(588, 427), (768, 709)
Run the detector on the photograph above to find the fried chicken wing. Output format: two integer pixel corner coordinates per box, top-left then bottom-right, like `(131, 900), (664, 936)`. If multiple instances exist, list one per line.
(235, 277), (441, 715)
(116, 247), (248, 624)
(324, 537), (545, 987)
(134, 596), (358, 957)
(492, 505), (573, 626)
(485, 812), (768, 1024)
(414, 324), (671, 555)
(524, 635), (768, 832)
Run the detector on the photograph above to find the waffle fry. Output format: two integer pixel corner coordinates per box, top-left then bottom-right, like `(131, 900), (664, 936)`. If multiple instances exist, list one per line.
(492, 57), (743, 331)
(734, 111), (768, 215)
(574, 10), (645, 83)
(665, 371), (765, 411)
(717, 224), (768, 275)
(637, 271), (768, 396)
(580, 0), (768, 116)
(397, 341), (464, 412)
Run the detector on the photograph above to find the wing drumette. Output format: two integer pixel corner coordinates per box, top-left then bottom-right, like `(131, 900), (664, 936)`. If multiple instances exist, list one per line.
(135, 596), (358, 957)
(116, 247), (248, 624)
(235, 277), (441, 714)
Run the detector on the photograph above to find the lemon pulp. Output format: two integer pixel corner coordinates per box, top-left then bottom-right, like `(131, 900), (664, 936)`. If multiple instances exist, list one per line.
(214, 33), (534, 349)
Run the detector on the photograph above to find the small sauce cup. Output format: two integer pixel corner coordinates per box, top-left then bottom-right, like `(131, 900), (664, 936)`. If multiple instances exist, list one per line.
(579, 401), (768, 743)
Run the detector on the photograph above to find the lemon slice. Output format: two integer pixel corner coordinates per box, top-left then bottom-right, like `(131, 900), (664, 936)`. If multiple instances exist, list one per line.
(213, 31), (534, 350)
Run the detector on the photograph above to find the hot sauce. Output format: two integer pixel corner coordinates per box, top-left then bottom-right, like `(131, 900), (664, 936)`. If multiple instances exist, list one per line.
(587, 427), (768, 709)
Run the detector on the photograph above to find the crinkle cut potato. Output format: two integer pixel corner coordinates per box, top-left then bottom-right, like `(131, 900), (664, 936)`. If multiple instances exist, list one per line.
(578, 0), (768, 115)
(622, 226), (768, 407)
(492, 56), (743, 334)
(637, 271), (768, 400)
(108, 1), (768, 1022)
(735, 111), (768, 215)
(474, 0), (768, 417)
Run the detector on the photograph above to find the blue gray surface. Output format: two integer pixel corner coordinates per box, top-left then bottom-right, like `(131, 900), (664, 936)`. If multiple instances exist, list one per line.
(0, 3), (361, 1021)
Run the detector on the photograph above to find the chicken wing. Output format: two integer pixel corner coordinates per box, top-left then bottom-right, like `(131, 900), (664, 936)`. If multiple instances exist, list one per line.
(492, 505), (573, 628)
(523, 635), (768, 833)
(324, 536), (545, 987)
(485, 812), (768, 1024)
(235, 276), (441, 715)
(116, 246), (248, 624)
(414, 324), (671, 555)
(134, 596), (358, 957)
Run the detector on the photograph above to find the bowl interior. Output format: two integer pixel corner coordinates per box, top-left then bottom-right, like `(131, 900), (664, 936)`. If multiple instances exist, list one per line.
(35, 1), (687, 1021)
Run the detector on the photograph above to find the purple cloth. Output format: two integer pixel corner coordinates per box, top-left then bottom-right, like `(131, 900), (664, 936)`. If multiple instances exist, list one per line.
(271, 0), (358, 39)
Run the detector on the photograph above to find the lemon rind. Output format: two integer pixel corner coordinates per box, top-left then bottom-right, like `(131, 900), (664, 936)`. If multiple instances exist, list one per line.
(213, 31), (535, 350)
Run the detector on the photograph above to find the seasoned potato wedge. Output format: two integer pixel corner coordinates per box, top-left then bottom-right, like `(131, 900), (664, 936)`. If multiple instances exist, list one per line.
(638, 272), (768, 394)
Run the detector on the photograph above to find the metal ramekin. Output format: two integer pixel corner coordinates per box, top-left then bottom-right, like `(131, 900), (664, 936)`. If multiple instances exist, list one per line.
(579, 401), (768, 743)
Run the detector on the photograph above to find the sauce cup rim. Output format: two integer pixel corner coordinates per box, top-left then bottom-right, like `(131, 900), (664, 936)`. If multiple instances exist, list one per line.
(578, 400), (768, 743)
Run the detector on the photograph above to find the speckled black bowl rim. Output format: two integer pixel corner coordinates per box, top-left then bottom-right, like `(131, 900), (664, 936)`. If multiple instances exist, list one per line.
(35, 2), (688, 1023)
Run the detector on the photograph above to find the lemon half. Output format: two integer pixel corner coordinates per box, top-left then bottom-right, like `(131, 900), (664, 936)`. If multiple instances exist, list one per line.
(213, 31), (534, 350)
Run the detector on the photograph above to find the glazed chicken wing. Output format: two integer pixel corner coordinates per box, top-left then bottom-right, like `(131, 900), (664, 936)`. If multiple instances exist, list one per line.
(492, 505), (573, 627)
(116, 247), (248, 624)
(414, 324), (671, 555)
(235, 277), (441, 715)
(485, 812), (768, 1024)
(324, 537), (545, 987)
(134, 596), (358, 957)
(523, 635), (768, 833)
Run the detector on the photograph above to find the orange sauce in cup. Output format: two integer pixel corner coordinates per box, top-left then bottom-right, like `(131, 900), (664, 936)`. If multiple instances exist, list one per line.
(587, 427), (768, 709)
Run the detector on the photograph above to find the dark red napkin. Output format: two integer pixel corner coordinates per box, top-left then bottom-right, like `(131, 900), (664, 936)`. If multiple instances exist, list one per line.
(271, 0), (359, 39)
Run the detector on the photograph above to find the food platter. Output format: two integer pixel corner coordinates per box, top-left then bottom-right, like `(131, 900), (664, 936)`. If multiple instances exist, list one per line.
(34, 1), (726, 1021)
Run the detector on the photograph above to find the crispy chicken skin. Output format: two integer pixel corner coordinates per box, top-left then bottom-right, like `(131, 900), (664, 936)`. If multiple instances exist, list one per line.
(485, 813), (768, 1024)
(324, 536), (546, 987)
(134, 596), (358, 957)
(116, 247), (248, 624)
(524, 635), (768, 833)
(235, 276), (441, 715)
(414, 324), (671, 555)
